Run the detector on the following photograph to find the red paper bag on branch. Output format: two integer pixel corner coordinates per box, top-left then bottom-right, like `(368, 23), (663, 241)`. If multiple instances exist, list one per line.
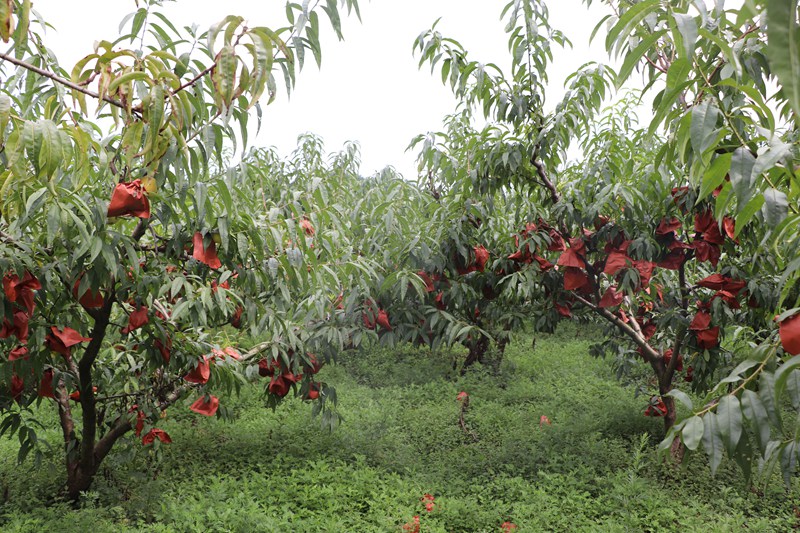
(108, 180), (150, 218)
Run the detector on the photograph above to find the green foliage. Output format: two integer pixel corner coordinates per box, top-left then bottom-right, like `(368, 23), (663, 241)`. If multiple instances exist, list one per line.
(0, 0), (798, 502)
(0, 0), (367, 497)
(766, 0), (800, 121)
(0, 331), (796, 531)
(410, 0), (800, 487)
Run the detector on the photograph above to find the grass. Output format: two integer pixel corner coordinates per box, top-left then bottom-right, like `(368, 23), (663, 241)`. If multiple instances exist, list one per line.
(0, 323), (797, 532)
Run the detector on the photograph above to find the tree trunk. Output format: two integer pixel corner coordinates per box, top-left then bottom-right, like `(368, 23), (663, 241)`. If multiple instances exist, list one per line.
(461, 336), (490, 374)
(484, 336), (508, 374)
(66, 463), (96, 501)
(62, 416), (133, 501)
(662, 394), (677, 432)
(660, 387), (685, 462)
(494, 336), (509, 361)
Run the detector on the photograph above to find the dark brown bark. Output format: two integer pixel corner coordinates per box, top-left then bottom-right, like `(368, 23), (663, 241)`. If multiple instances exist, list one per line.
(531, 157), (560, 205)
(485, 335), (509, 374)
(655, 359), (684, 461)
(573, 294), (660, 363)
(66, 419), (132, 500)
(131, 218), (149, 241)
(66, 467), (95, 501)
(461, 335), (490, 374)
(63, 370), (196, 499)
(496, 336), (508, 359)
(0, 51), (132, 112)
(74, 298), (113, 481)
(661, 390), (677, 432)
(54, 380), (78, 479)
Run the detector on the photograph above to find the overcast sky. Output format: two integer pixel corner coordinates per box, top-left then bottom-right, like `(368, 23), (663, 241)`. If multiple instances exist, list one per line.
(34, 0), (615, 178)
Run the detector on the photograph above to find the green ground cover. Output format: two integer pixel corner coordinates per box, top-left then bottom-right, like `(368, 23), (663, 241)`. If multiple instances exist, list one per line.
(0, 325), (796, 532)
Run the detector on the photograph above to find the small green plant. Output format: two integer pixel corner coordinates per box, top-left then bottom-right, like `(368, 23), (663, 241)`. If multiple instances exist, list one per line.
(1, 329), (793, 531)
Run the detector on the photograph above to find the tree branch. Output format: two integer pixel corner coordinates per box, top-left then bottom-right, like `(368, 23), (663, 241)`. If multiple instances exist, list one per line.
(678, 261), (689, 311)
(94, 378), (199, 463)
(93, 419), (132, 465)
(54, 380), (75, 449)
(624, 300), (646, 339)
(131, 218), (149, 243)
(77, 296), (114, 471)
(644, 55), (667, 74)
(665, 325), (687, 381)
(0, 52), (133, 113)
(573, 294), (660, 363)
(171, 64), (215, 96)
(531, 157), (560, 204)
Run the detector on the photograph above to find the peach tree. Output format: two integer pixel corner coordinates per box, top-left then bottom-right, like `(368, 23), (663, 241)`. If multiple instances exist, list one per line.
(0, 0), (365, 499)
(588, 0), (800, 484)
(329, 142), (533, 375)
(398, 180), (533, 373)
(413, 0), (800, 484)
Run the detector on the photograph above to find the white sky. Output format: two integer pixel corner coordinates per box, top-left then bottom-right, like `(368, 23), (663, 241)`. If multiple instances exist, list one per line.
(33, 0), (615, 178)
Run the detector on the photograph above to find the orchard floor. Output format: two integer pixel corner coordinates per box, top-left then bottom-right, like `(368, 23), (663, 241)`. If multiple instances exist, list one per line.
(0, 324), (797, 532)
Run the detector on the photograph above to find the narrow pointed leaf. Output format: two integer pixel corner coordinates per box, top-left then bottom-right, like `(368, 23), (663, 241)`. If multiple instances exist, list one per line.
(717, 395), (742, 457)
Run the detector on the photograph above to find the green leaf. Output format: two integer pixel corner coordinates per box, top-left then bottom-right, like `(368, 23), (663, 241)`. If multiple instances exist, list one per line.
(145, 85), (164, 158)
(667, 389), (693, 410)
(780, 440), (798, 487)
(784, 364), (800, 410)
(732, 435), (753, 483)
(719, 359), (762, 386)
(763, 188), (789, 227)
(89, 235), (103, 263)
(690, 101), (720, 155)
(222, 15), (245, 47)
(605, 0), (661, 57)
(23, 187), (47, 217)
(151, 11), (180, 37)
(217, 216), (229, 253)
(718, 79), (776, 128)
(34, 120), (65, 178)
(766, 0), (800, 120)
(107, 71), (151, 95)
(753, 140), (792, 176)
(699, 152), (732, 200)
(322, 0), (343, 40)
(717, 395), (743, 457)
(200, 286), (213, 310)
(0, 93), (11, 142)
(734, 194), (765, 237)
(699, 27), (742, 77)
(730, 147), (756, 208)
(683, 416), (704, 451)
(246, 29), (274, 109)
(703, 412), (724, 475)
(0, 0), (13, 43)
(616, 30), (667, 89)
(12, 0), (29, 59)
(212, 45), (237, 108)
(673, 13), (698, 59)
(775, 358), (800, 410)
(741, 389), (771, 454)
(666, 56), (691, 90)
(757, 371), (781, 431)
(130, 8), (147, 43)
(46, 202), (59, 247)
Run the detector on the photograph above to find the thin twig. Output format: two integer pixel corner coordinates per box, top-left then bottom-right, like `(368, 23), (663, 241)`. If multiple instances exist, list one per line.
(573, 293), (660, 363)
(531, 156), (560, 204)
(0, 52), (132, 113)
(695, 346), (777, 417)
